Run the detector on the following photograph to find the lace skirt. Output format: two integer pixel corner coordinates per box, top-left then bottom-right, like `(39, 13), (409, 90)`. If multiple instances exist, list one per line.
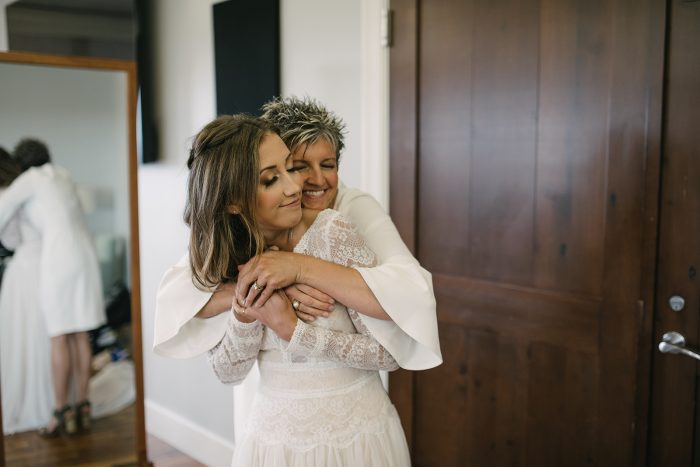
(232, 362), (410, 467)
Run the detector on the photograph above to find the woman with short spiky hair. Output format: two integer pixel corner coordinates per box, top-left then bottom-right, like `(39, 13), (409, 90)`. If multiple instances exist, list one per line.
(154, 97), (441, 373)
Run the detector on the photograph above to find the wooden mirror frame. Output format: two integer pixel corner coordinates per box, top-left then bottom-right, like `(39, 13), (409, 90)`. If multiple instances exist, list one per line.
(0, 50), (148, 465)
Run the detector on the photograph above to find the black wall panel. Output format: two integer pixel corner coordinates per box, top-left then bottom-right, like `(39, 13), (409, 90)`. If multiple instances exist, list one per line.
(213, 0), (280, 116)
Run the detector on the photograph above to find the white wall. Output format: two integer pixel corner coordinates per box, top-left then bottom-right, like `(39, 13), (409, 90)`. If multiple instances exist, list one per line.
(0, 0), (12, 52)
(280, 0), (362, 187)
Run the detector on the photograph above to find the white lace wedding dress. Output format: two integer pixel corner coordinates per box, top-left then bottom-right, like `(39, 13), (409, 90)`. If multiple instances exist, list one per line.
(208, 209), (410, 467)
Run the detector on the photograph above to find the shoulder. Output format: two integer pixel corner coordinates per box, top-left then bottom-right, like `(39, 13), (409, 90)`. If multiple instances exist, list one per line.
(7, 166), (42, 189)
(304, 208), (357, 236)
(18, 164), (61, 185)
(305, 208), (342, 230)
(333, 183), (377, 213)
(333, 183), (389, 237)
(318, 209), (363, 241)
(51, 164), (71, 178)
(19, 165), (42, 179)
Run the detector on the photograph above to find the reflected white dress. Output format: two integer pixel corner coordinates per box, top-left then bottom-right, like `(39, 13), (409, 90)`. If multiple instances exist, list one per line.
(0, 214), (53, 433)
(0, 164), (105, 336)
(208, 210), (411, 466)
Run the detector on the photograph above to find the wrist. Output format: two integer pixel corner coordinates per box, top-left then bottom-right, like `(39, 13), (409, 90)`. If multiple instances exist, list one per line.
(281, 315), (299, 342)
(232, 308), (256, 324)
(296, 255), (313, 285)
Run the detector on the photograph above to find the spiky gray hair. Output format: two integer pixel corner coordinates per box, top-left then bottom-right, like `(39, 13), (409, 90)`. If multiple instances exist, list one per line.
(261, 96), (346, 164)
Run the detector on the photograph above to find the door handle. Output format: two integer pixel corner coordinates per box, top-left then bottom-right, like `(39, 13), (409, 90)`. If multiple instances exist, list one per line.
(658, 331), (700, 362)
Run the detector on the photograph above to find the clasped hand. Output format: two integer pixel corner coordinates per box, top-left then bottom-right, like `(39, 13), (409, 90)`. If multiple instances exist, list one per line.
(235, 250), (335, 320)
(232, 290), (298, 341)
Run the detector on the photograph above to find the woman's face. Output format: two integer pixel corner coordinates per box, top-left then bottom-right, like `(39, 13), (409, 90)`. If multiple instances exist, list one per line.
(292, 138), (339, 210)
(255, 133), (303, 240)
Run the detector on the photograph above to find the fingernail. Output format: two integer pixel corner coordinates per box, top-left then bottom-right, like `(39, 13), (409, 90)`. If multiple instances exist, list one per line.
(323, 312), (330, 318)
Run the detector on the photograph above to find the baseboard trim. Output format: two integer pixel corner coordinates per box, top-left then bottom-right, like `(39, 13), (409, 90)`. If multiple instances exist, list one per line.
(145, 399), (234, 467)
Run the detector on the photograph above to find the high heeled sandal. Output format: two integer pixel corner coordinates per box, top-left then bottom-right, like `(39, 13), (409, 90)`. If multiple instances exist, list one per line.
(75, 400), (92, 431)
(39, 404), (77, 437)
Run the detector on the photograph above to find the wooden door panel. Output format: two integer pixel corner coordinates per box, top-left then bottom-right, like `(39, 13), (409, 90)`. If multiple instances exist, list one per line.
(390, 0), (664, 465)
(413, 326), (599, 466)
(413, 327), (523, 466)
(435, 274), (600, 353)
(525, 343), (598, 466)
(418, 0), (540, 285)
(418, 0), (613, 296)
(535, 0), (611, 296)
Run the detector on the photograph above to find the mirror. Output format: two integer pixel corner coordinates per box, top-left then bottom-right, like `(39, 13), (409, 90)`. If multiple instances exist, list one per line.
(0, 51), (147, 465)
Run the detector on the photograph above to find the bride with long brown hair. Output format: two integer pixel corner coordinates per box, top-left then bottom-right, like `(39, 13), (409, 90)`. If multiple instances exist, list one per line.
(184, 114), (409, 466)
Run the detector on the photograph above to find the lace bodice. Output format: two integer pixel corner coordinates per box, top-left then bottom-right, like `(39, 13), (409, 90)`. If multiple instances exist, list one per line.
(207, 211), (410, 460)
(208, 209), (399, 384)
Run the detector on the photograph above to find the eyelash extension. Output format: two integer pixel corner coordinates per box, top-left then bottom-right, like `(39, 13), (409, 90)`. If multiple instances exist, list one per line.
(262, 176), (278, 187)
(262, 164), (305, 187)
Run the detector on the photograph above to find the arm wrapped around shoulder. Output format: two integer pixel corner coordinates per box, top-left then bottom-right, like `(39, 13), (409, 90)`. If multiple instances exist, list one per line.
(285, 319), (399, 371)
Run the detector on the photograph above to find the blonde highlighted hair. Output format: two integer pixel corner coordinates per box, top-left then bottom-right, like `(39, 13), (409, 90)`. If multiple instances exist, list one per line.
(261, 96), (346, 164)
(184, 114), (274, 289)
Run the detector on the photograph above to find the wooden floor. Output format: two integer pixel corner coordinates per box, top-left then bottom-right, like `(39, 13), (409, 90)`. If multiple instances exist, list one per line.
(146, 436), (205, 467)
(4, 404), (204, 466)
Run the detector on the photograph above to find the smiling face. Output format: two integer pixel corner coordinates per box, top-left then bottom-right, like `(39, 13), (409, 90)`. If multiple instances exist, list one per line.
(255, 133), (304, 241)
(293, 138), (339, 210)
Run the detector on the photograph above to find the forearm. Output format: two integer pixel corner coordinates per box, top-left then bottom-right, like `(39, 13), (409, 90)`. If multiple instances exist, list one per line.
(207, 313), (262, 384)
(298, 255), (390, 320)
(195, 283), (235, 319)
(286, 319), (399, 371)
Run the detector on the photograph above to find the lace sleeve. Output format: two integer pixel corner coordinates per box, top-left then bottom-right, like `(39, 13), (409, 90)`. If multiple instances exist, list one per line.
(285, 212), (398, 370)
(324, 213), (377, 269)
(207, 314), (263, 385)
(286, 319), (399, 371)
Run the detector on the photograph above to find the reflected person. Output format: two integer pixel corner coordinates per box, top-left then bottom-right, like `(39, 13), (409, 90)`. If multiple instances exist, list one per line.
(0, 139), (105, 436)
(0, 147), (53, 434)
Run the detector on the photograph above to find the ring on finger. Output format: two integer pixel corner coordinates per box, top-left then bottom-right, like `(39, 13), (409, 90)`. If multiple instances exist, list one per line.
(252, 281), (263, 291)
(292, 299), (301, 311)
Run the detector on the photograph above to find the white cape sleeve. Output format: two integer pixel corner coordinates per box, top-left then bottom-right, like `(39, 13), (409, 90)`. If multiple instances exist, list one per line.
(356, 260), (441, 370)
(152, 253), (229, 358)
(335, 185), (442, 370)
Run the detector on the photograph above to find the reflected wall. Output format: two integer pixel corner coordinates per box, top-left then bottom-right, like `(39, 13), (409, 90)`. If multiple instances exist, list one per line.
(0, 62), (131, 285)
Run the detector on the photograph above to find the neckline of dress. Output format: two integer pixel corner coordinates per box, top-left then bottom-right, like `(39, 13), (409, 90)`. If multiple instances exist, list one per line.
(292, 209), (335, 254)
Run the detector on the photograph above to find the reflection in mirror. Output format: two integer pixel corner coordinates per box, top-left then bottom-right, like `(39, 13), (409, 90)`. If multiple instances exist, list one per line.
(0, 53), (146, 465)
